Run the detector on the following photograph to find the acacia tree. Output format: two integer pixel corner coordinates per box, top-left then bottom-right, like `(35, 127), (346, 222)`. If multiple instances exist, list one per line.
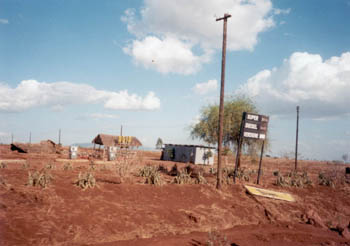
(190, 96), (264, 165)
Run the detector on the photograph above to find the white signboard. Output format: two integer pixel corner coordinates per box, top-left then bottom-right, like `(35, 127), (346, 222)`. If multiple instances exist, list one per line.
(243, 131), (259, 139)
(245, 123), (258, 130)
(246, 114), (259, 121)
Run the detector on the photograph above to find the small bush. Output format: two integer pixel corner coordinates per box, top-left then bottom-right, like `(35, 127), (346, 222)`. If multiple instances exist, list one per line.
(45, 163), (56, 170)
(173, 169), (192, 184)
(139, 166), (163, 185)
(168, 164), (179, 176)
(0, 162), (7, 169)
(157, 164), (168, 174)
(221, 167), (252, 184)
(27, 171), (53, 188)
(276, 171), (312, 187)
(63, 163), (73, 171)
(206, 231), (230, 246)
(273, 170), (279, 176)
(89, 162), (96, 171)
(235, 167), (252, 181)
(22, 162), (30, 169)
(318, 169), (345, 187)
(194, 171), (207, 184)
(75, 172), (97, 189)
(0, 175), (7, 187)
(209, 167), (216, 175)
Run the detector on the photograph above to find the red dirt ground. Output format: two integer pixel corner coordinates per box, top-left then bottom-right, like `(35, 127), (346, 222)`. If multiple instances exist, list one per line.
(0, 144), (350, 246)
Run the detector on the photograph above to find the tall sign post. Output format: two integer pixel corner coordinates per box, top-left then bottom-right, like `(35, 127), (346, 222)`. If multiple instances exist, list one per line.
(216, 13), (231, 189)
(295, 106), (300, 171)
(233, 112), (269, 184)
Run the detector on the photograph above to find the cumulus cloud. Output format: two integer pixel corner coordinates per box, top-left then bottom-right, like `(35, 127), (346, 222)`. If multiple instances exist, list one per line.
(237, 52), (350, 118)
(0, 19), (9, 24)
(273, 8), (291, 15)
(0, 80), (160, 112)
(122, 0), (278, 74)
(192, 79), (218, 95)
(123, 36), (210, 75)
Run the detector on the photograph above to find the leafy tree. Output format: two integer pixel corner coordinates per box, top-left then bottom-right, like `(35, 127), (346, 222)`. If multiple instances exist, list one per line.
(155, 138), (163, 149)
(190, 96), (266, 165)
(342, 153), (349, 163)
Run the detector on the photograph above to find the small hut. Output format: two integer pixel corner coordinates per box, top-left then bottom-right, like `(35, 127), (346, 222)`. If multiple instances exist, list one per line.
(92, 134), (142, 148)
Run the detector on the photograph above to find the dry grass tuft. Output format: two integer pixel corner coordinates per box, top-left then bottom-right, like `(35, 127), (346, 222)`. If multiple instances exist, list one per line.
(75, 172), (97, 189)
(173, 169), (192, 184)
(27, 170), (53, 188)
(206, 231), (230, 246)
(276, 171), (312, 187)
(0, 162), (7, 169)
(139, 165), (163, 185)
(63, 163), (73, 171)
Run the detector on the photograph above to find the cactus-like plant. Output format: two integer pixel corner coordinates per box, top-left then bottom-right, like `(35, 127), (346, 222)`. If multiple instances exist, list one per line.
(75, 172), (97, 189)
(173, 169), (192, 184)
(27, 170), (53, 188)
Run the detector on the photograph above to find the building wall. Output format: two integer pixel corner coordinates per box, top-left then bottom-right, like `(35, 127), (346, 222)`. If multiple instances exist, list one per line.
(194, 147), (214, 165)
(163, 145), (214, 165)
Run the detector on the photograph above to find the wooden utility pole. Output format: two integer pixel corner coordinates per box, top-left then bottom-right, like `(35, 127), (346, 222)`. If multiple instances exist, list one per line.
(11, 133), (13, 144)
(295, 106), (300, 171)
(120, 125), (123, 136)
(58, 129), (61, 145)
(29, 132), (31, 144)
(216, 13), (231, 189)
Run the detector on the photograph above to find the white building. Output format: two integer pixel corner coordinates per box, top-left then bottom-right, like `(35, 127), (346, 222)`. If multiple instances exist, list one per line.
(162, 144), (215, 165)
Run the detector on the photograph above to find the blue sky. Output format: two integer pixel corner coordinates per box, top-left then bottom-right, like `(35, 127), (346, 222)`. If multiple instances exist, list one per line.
(0, 0), (350, 160)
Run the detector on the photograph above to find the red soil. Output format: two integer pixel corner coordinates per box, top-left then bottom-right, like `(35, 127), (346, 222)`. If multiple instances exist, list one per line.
(0, 146), (350, 246)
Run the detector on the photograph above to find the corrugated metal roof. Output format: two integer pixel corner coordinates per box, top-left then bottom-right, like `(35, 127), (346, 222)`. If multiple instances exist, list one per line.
(164, 144), (215, 149)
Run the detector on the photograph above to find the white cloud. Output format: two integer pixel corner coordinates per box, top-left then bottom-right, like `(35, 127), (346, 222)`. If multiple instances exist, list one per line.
(192, 79), (218, 95)
(237, 52), (350, 118)
(123, 36), (210, 75)
(0, 80), (160, 112)
(77, 113), (119, 120)
(122, 0), (277, 74)
(0, 19), (9, 24)
(273, 8), (291, 15)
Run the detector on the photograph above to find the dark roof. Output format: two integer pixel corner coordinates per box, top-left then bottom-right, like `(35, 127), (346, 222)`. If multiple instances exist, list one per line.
(92, 134), (142, 147)
(164, 144), (215, 149)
